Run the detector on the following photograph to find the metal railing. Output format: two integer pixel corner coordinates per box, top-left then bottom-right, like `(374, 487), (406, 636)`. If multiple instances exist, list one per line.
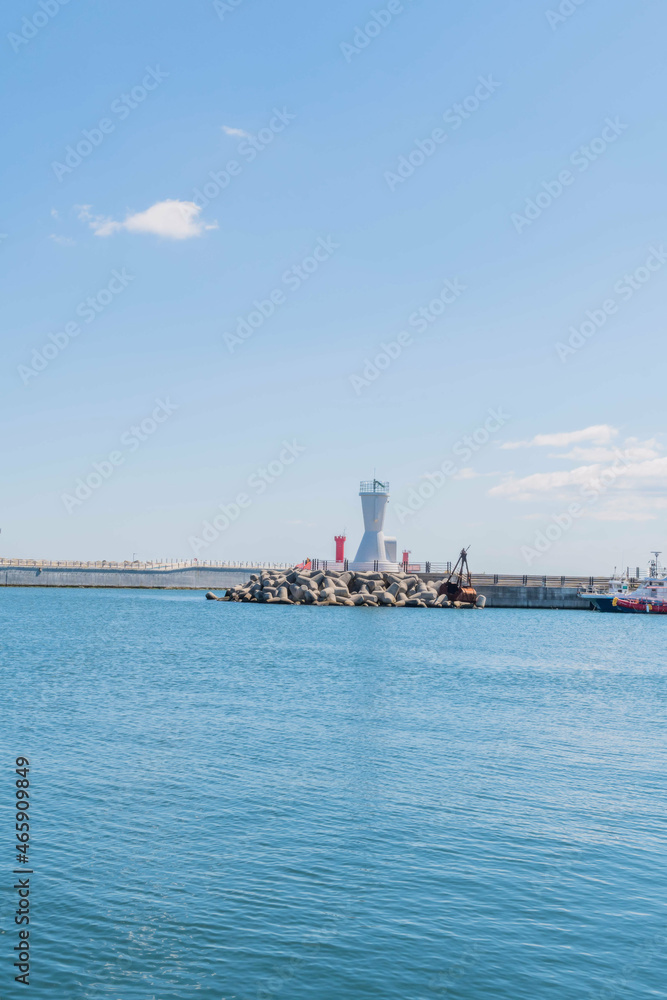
(305, 559), (630, 590)
(0, 557), (635, 591)
(0, 558), (292, 571)
(359, 480), (389, 493)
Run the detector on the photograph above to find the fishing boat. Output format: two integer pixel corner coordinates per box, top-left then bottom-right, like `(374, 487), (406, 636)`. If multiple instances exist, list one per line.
(612, 588), (667, 613)
(585, 552), (667, 614)
(579, 570), (632, 612)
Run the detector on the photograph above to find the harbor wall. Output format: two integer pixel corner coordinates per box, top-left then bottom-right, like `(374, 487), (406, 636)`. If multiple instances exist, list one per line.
(419, 575), (587, 610)
(0, 565), (591, 609)
(0, 565), (254, 589)
(474, 586), (586, 610)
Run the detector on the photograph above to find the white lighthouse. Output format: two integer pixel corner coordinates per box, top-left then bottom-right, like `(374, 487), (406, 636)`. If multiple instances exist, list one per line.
(350, 479), (399, 571)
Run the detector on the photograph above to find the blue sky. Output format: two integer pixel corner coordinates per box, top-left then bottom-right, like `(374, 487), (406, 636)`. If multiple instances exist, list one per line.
(2, 0), (666, 573)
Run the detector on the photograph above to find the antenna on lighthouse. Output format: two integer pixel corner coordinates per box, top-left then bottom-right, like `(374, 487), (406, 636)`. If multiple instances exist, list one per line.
(350, 479), (398, 571)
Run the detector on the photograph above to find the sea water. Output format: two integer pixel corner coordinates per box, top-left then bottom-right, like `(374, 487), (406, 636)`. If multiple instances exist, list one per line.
(1, 588), (665, 999)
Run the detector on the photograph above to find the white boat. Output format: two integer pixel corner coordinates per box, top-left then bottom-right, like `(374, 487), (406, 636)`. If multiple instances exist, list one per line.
(581, 552), (667, 613)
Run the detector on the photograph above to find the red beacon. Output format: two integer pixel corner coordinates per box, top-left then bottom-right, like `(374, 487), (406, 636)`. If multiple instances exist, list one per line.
(335, 535), (346, 563)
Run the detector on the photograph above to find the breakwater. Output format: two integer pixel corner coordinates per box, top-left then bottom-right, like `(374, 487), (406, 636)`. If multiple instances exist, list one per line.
(0, 560), (605, 609)
(219, 567), (485, 607)
(219, 568), (590, 610)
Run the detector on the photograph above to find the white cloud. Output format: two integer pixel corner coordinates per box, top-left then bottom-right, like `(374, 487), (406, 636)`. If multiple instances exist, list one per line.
(451, 467), (499, 481)
(554, 438), (660, 463)
(490, 463), (604, 500)
(501, 424), (617, 450)
(592, 509), (658, 522)
(49, 234), (75, 247)
(490, 434), (667, 523)
(51, 208), (60, 220)
(222, 125), (250, 138)
(77, 200), (218, 240)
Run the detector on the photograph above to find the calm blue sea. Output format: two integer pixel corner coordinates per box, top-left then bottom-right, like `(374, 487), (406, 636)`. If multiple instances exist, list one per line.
(1, 588), (666, 999)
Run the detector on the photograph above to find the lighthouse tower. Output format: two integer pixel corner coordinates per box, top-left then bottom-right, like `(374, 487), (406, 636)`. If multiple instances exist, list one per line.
(350, 479), (398, 571)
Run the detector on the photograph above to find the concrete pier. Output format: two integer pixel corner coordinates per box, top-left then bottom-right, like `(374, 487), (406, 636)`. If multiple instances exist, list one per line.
(416, 575), (591, 610)
(0, 563), (256, 590)
(465, 585), (585, 610)
(0, 561), (597, 609)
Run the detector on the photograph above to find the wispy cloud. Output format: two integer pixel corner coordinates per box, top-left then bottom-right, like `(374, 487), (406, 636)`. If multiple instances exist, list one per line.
(49, 233), (75, 247)
(491, 432), (667, 519)
(77, 200), (218, 240)
(451, 467), (498, 480)
(222, 125), (250, 138)
(592, 502), (665, 522)
(491, 463), (609, 500)
(554, 438), (660, 464)
(51, 208), (60, 220)
(501, 424), (617, 450)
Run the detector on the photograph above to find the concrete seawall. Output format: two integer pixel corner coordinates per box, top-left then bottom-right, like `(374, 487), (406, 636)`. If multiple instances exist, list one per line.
(471, 585), (587, 610)
(1, 565), (255, 589)
(419, 576), (588, 610)
(1, 565), (592, 609)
